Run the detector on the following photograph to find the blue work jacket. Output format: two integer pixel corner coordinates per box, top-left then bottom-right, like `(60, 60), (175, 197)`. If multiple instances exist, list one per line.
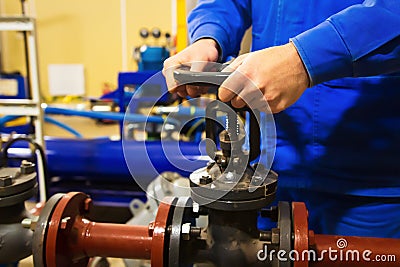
(188, 0), (400, 197)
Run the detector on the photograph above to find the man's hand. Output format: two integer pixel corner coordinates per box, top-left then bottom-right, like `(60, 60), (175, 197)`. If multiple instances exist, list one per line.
(163, 38), (220, 98)
(219, 43), (310, 113)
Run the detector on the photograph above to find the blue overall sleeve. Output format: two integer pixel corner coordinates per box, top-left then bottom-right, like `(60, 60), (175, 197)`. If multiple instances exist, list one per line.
(188, 0), (252, 60)
(291, 0), (400, 86)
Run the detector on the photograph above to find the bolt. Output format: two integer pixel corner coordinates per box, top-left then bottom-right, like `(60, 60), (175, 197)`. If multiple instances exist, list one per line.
(21, 160), (34, 167)
(21, 216), (39, 231)
(84, 198), (92, 212)
(251, 175), (263, 183)
(148, 221), (155, 236)
(192, 202), (200, 214)
(0, 175), (13, 187)
(271, 228), (280, 245)
(189, 227), (202, 238)
(20, 160), (35, 174)
(60, 217), (71, 229)
(224, 172), (235, 182)
(259, 230), (272, 241)
(181, 223), (191, 241)
(199, 175), (212, 185)
(260, 206), (278, 221)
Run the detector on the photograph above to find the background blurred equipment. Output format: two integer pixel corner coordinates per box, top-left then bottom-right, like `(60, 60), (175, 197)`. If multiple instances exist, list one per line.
(133, 27), (170, 71)
(0, 14), (46, 202)
(0, 162), (37, 265)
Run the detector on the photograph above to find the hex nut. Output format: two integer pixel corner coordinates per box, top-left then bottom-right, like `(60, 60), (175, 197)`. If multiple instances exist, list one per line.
(20, 160), (35, 174)
(0, 176), (13, 187)
(271, 228), (280, 245)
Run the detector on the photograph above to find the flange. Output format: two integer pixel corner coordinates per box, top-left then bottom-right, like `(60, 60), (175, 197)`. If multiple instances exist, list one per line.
(277, 201), (292, 267)
(292, 202), (309, 267)
(169, 197), (194, 267)
(151, 196), (177, 267)
(32, 193), (64, 267)
(45, 192), (90, 267)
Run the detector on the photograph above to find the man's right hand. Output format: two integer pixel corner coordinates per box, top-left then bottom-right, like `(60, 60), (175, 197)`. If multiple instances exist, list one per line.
(162, 38), (220, 98)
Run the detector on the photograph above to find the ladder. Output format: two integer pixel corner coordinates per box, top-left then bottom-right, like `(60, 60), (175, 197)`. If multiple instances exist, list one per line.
(0, 16), (47, 202)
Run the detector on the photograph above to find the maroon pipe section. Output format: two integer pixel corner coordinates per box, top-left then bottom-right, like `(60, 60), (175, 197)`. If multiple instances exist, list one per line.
(310, 234), (400, 266)
(72, 217), (153, 260)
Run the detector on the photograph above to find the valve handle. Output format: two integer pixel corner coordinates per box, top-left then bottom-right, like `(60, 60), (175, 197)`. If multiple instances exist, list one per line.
(173, 67), (261, 162)
(173, 68), (230, 87)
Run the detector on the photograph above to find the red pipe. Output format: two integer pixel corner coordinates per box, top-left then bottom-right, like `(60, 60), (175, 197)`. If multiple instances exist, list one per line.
(72, 217), (153, 260)
(310, 234), (400, 266)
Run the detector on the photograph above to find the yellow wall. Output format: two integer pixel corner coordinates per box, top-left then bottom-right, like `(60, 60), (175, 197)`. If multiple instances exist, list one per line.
(1, 0), (172, 97)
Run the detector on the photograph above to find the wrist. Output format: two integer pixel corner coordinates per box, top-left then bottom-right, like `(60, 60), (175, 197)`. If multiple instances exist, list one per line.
(286, 42), (311, 88)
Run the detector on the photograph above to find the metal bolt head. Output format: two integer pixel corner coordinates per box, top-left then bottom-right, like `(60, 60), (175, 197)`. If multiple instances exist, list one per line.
(21, 160), (34, 167)
(199, 175), (212, 185)
(271, 228), (280, 245)
(20, 160), (35, 174)
(84, 198), (92, 212)
(0, 175), (13, 187)
(148, 221), (155, 236)
(60, 217), (71, 229)
(224, 172), (235, 181)
(182, 223), (191, 241)
(192, 202), (200, 214)
(21, 216), (39, 231)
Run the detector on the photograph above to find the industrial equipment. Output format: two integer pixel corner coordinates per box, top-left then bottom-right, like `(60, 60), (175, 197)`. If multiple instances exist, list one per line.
(133, 28), (170, 71)
(3, 71), (207, 215)
(25, 69), (400, 266)
(0, 162), (37, 265)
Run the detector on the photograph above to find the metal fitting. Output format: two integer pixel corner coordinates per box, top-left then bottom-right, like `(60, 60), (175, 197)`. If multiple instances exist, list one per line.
(271, 228), (280, 245)
(0, 175), (13, 187)
(199, 175), (212, 185)
(21, 216), (39, 231)
(84, 198), (92, 212)
(182, 223), (191, 240)
(259, 230), (272, 241)
(148, 221), (155, 236)
(60, 217), (71, 230)
(20, 160), (35, 174)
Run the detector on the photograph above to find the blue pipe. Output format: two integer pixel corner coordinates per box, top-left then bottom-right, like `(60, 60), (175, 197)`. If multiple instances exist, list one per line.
(44, 116), (83, 138)
(44, 106), (180, 126)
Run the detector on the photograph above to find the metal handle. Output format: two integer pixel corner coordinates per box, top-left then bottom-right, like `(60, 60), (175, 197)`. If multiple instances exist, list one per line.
(173, 68), (230, 87)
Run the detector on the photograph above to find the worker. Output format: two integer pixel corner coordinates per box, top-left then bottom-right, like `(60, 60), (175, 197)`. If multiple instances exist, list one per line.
(163, 0), (400, 238)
